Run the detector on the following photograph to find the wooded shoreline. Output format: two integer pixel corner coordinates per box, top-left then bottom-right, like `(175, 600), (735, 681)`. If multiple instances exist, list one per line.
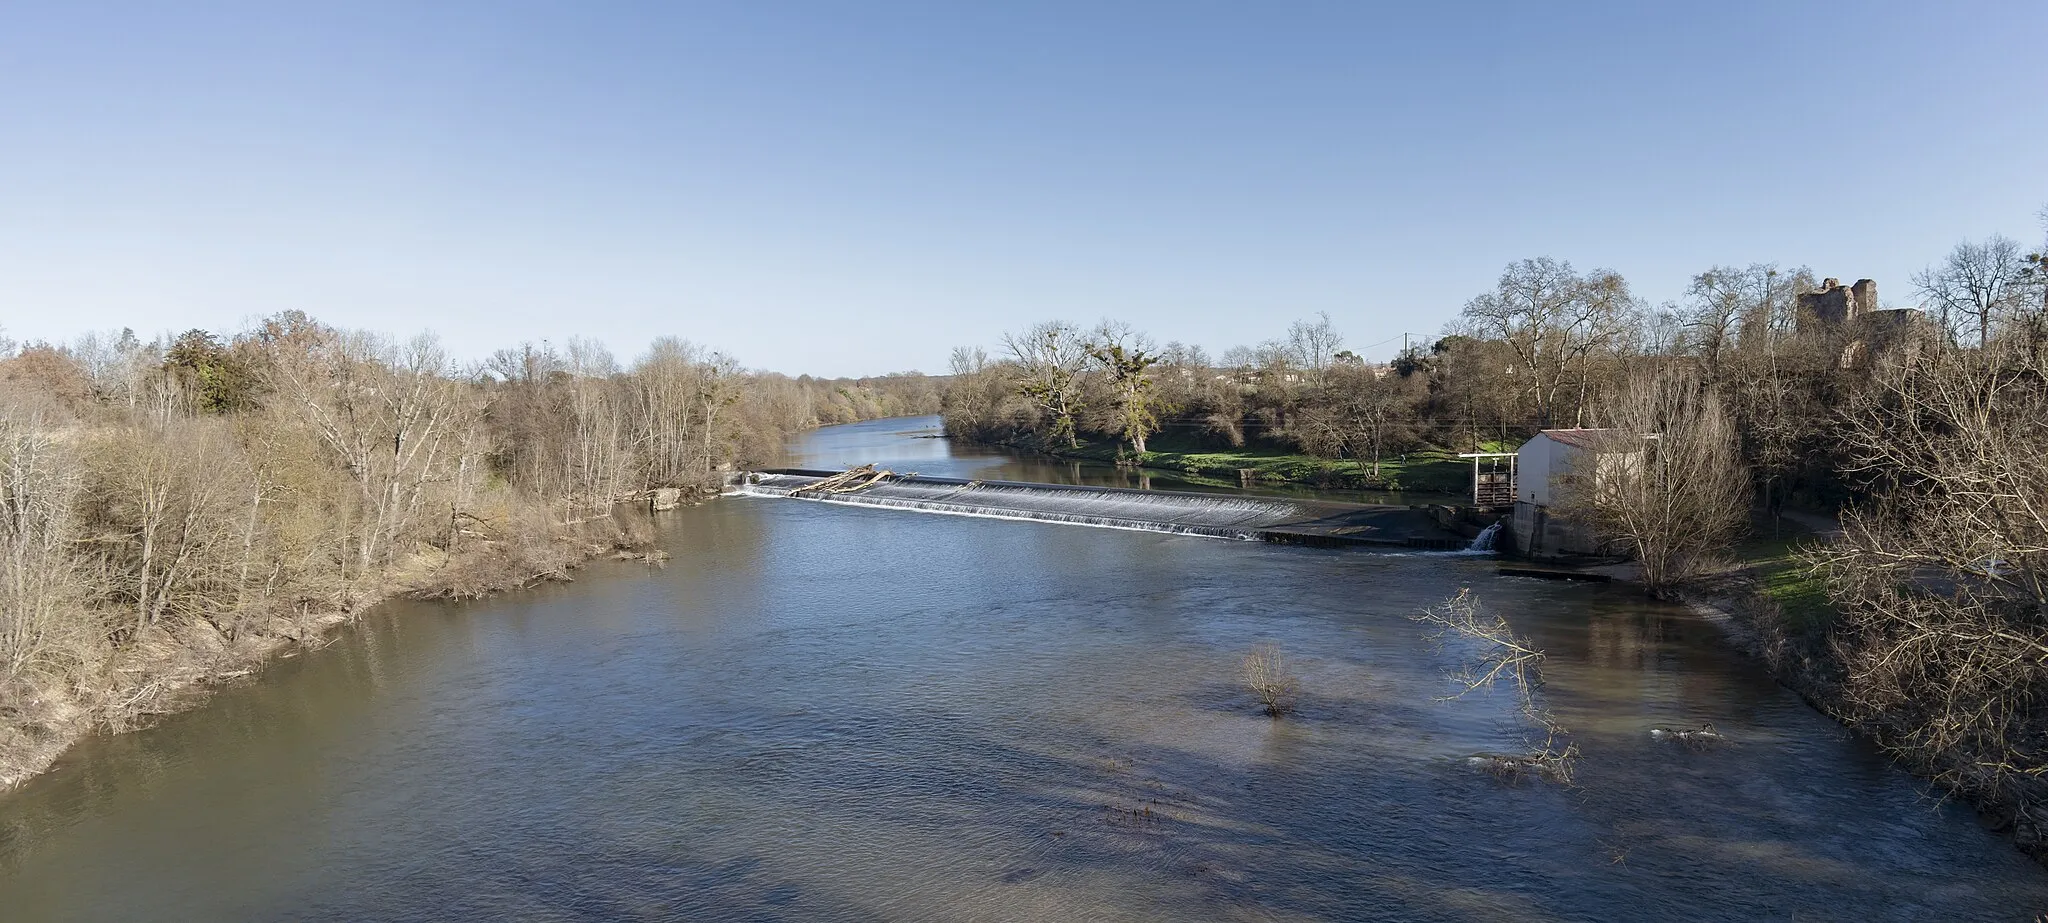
(0, 315), (941, 794)
(0, 495), (679, 792)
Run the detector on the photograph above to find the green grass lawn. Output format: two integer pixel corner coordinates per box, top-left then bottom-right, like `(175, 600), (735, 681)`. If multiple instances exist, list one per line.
(1736, 525), (1835, 636)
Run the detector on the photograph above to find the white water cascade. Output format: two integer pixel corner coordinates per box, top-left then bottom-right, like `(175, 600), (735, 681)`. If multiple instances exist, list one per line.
(1465, 521), (1503, 553)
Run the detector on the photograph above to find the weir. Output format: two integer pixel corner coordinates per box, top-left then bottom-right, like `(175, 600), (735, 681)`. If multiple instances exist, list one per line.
(730, 469), (1478, 549)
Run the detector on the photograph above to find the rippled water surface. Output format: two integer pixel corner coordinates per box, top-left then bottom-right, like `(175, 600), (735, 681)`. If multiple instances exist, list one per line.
(2, 417), (2044, 921)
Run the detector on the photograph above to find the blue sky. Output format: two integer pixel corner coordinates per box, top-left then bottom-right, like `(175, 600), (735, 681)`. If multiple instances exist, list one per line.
(3, 1), (2042, 376)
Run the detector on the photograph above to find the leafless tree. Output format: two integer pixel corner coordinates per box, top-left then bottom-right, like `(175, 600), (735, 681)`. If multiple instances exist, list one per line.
(1241, 642), (1298, 718)
(1818, 337), (2048, 814)
(632, 337), (741, 487)
(939, 346), (1031, 445)
(1556, 368), (1750, 597)
(1285, 312), (1344, 390)
(1684, 265), (1771, 386)
(0, 414), (91, 684)
(83, 421), (254, 639)
(1915, 235), (2035, 348)
(1084, 322), (1162, 456)
(1344, 368), (1420, 477)
(259, 321), (483, 578)
(1003, 321), (1089, 449)
(1459, 258), (1637, 427)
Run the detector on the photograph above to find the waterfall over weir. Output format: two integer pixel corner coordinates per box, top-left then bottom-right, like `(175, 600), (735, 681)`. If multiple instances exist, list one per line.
(729, 469), (1476, 549)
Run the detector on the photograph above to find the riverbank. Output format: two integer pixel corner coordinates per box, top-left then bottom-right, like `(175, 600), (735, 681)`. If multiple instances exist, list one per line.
(970, 431), (1483, 494)
(0, 491), (695, 794)
(11, 414), (2046, 919)
(1680, 523), (2048, 866)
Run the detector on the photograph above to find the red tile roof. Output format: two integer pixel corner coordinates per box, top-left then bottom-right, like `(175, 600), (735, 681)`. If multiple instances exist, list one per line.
(1537, 428), (1618, 450)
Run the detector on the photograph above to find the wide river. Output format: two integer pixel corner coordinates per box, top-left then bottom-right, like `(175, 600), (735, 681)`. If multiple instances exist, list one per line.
(1, 417), (2043, 921)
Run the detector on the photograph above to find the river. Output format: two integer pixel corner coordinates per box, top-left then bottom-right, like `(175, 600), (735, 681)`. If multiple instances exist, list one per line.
(0, 416), (2042, 921)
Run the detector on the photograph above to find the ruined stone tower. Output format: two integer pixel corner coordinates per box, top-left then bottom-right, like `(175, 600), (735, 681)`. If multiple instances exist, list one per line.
(1796, 278), (1878, 335)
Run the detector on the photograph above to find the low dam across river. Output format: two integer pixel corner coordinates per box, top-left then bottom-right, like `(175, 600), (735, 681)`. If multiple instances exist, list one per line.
(5, 416), (2043, 921)
(732, 468), (1474, 549)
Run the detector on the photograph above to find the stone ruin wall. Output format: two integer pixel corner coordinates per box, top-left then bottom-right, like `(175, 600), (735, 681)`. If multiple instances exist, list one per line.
(1796, 277), (1879, 333)
(1795, 277), (1936, 368)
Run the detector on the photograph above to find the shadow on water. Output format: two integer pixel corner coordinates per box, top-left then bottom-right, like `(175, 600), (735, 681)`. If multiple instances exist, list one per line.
(0, 417), (2042, 921)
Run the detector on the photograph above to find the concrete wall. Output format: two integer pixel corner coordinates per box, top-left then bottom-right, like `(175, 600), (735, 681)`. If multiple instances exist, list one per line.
(1510, 500), (1603, 559)
(1517, 434), (1567, 506)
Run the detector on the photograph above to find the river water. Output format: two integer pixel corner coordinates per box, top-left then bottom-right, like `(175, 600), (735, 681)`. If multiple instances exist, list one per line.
(1, 416), (2042, 921)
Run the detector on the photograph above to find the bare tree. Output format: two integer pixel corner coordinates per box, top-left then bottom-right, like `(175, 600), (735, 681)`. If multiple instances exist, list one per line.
(1084, 322), (1162, 456)
(1819, 337), (2048, 813)
(1459, 258), (1637, 427)
(1345, 368), (1419, 478)
(0, 415), (90, 684)
(1683, 266), (1770, 386)
(1285, 312), (1344, 390)
(632, 337), (741, 488)
(561, 338), (633, 510)
(1556, 368), (1751, 597)
(940, 346), (1027, 445)
(83, 421), (253, 638)
(258, 319), (482, 578)
(1714, 264), (1824, 526)
(1003, 321), (1089, 449)
(1241, 642), (1298, 717)
(1914, 235), (2034, 348)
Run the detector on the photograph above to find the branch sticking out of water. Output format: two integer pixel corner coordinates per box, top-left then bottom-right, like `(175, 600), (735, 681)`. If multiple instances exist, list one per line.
(1416, 589), (1578, 784)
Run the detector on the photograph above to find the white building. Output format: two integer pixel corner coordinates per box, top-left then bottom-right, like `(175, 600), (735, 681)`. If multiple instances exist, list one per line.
(1511, 428), (1624, 558)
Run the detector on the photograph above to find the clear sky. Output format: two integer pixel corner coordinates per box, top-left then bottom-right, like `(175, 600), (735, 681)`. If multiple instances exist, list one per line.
(3, 2), (2043, 377)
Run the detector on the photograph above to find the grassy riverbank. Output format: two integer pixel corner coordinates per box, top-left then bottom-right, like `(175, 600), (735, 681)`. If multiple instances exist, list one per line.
(1740, 528), (1835, 639)
(1017, 431), (1503, 495)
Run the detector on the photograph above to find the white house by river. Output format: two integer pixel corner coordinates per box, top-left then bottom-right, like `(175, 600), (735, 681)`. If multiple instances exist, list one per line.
(1511, 428), (1627, 558)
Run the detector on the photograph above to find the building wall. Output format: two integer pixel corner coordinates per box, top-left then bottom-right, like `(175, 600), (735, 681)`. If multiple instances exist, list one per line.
(1517, 434), (1564, 506)
(1517, 433), (1599, 507)
(1511, 433), (1608, 558)
(1511, 500), (1603, 559)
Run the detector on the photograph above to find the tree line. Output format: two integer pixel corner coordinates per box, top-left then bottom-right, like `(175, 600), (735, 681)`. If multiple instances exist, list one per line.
(943, 223), (2048, 509)
(0, 311), (936, 787)
(941, 214), (2048, 847)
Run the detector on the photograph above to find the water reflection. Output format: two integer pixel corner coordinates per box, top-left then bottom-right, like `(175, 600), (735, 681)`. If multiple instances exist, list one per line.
(0, 419), (2041, 921)
(778, 416), (1469, 507)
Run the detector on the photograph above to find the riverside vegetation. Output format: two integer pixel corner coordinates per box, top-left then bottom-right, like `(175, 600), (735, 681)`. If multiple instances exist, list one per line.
(4, 218), (2047, 865)
(941, 214), (2048, 858)
(0, 312), (937, 789)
